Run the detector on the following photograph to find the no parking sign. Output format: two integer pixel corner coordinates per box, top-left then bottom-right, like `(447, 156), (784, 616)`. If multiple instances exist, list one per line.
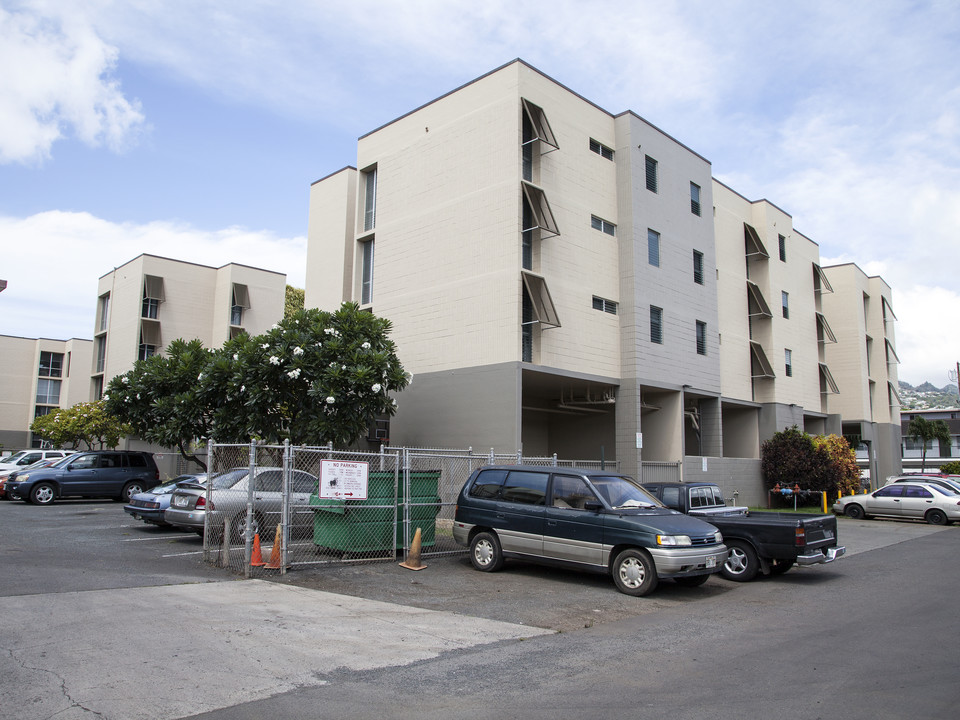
(318, 460), (369, 500)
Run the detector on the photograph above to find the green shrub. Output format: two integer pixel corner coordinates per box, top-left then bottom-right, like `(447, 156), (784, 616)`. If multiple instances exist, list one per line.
(939, 461), (960, 475)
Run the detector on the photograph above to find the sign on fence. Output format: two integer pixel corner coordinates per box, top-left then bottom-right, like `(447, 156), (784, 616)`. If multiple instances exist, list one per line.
(319, 460), (369, 500)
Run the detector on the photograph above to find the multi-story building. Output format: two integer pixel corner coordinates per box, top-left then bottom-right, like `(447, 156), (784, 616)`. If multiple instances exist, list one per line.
(305, 59), (900, 496)
(901, 407), (960, 472)
(91, 254), (287, 399)
(820, 263), (901, 482)
(0, 335), (93, 449)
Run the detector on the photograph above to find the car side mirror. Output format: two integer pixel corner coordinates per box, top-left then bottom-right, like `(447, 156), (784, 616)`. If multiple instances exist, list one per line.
(583, 501), (603, 512)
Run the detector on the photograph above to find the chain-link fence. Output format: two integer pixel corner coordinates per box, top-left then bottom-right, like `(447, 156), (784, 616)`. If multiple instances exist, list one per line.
(197, 442), (619, 576)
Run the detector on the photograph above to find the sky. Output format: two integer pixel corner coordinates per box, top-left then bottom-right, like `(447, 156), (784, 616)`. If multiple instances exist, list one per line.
(1, 0), (958, 387)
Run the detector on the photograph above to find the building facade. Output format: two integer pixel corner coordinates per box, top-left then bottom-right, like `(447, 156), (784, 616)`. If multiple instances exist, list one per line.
(91, 254), (287, 399)
(901, 407), (960, 472)
(305, 60), (901, 493)
(0, 335), (93, 449)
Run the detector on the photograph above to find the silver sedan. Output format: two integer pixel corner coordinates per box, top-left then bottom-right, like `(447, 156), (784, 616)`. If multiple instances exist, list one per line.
(833, 481), (960, 525)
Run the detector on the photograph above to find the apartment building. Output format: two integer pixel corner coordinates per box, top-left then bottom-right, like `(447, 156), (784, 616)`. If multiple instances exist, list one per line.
(0, 335), (93, 449)
(91, 254), (287, 400)
(821, 263), (902, 482)
(305, 59), (900, 493)
(901, 408), (960, 471)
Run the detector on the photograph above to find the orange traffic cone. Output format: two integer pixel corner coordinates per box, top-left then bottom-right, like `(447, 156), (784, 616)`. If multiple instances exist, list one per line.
(250, 532), (265, 567)
(264, 524), (283, 569)
(399, 527), (427, 571)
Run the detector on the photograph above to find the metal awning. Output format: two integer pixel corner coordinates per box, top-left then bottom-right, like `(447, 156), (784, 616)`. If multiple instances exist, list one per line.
(143, 275), (165, 301)
(747, 281), (773, 318)
(813, 264), (834, 293)
(521, 271), (560, 328)
(816, 312), (837, 343)
(521, 98), (559, 152)
(232, 283), (251, 308)
(744, 223), (769, 258)
(140, 319), (161, 347)
(750, 341), (775, 378)
(819, 363), (840, 394)
(885, 338), (900, 364)
(521, 181), (560, 238)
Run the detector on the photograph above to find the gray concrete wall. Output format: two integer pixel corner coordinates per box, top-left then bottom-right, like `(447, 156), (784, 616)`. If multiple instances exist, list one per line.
(683, 456), (766, 507)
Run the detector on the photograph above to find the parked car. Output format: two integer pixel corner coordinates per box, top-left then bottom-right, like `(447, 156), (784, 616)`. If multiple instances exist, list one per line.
(0, 456), (72, 500)
(642, 481), (845, 582)
(164, 467), (319, 538)
(0, 449), (74, 473)
(886, 475), (960, 495)
(5, 451), (160, 505)
(124, 475), (206, 526)
(452, 465), (727, 596)
(833, 481), (960, 525)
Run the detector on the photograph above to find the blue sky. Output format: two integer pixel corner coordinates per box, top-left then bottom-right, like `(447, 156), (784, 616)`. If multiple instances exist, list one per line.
(1, 0), (958, 386)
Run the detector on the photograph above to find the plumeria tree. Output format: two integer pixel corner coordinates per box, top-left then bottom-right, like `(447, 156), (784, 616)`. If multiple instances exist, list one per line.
(103, 304), (409, 462)
(30, 401), (129, 450)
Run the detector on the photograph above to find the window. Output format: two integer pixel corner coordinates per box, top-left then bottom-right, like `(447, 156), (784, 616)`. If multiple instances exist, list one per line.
(591, 215), (616, 236)
(230, 283), (250, 326)
(469, 469), (508, 499)
(39, 352), (63, 378)
(785, 349), (793, 377)
(650, 306), (663, 344)
(592, 296), (618, 315)
(97, 293), (110, 332)
(34, 406), (55, 419)
(645, 155), (658, 192)
(92, 375), (104, 401)
(501, 470), (548, 505)
(522, 182), (560, 238)
(693, 250), (704, 285)
(521, 196), (533, 270)
(522, 289), (533, 363)
(142, 275), (164, 319)
(696, 321), (707, 355)
(781, 291), (789, 319)
(690, 182), (701, 216)
(36, 378), (61, 405)
(778, 234), (787, 262)
(551, 475), (596, 509)
(363, 167), (377, 232)
(648, 229), (660, 267)
(589, 138), (614, 160)
(521, 99), (559, 151)
(360, 239), (375, 304)
(140, 321), (161, 359)
(138, 341), (156, 361)
(95, 336), (106, 374)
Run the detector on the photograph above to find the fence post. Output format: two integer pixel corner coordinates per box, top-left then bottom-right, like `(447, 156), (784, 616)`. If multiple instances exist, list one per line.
(280, 438), (291, 575)
(400, 447), (411, 563)
(202, 439), (215, 563)
(516, 447), (523, 464)
(244, 441), (257, 579)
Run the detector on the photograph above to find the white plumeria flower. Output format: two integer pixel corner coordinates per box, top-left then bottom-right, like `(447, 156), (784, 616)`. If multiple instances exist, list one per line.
(326, 396), (335, 404)
(122, 377), (129, 384)
(198, 373), (203, 380)
(102, 394), (109, 401)
(362, 342), (371, 350)
(136, 393), (141, 400)
(269, 356), (281, 365)
(324, 328), (335, 335)
(371, 383), (381, 393)
(287, 368), (301, 379)
(261, 343), (270, 349)
(240, 385), (246, 392)
(293, 346), (304, 356)
(233, 354), (239, 361)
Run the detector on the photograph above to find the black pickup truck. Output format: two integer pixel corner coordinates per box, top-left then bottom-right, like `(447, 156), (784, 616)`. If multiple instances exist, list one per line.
(642, 482), (845, 582)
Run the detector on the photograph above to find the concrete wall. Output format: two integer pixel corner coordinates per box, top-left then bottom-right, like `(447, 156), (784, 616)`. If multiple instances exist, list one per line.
(682, 456), (766, 507)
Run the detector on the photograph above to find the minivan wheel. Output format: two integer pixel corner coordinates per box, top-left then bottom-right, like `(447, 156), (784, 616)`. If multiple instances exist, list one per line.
(469, 531), (504, 572)
(30, 483), (56, 505)
(612, 548), (658, 596)
(119, 481), (145, 503)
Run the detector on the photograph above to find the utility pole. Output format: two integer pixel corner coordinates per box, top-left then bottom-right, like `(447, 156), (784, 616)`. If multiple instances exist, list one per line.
(950, 363), (960, 405)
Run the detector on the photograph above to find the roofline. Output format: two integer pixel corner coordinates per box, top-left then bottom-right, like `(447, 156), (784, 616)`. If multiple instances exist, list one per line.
(312, 165), (357, 187)
(98, 253), (286, 281)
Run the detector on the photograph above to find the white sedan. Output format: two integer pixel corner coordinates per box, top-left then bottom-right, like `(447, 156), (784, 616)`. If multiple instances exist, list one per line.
(833, 481), (960, 525)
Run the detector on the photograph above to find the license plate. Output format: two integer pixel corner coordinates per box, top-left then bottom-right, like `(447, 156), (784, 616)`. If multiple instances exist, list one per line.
(706, 557), (716, 568)
(824, 529), (834, 539)
(173, 496), (188, 507)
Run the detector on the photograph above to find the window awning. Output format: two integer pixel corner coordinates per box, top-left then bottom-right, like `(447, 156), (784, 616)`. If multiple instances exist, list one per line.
(888, 381), (902, 406)
(816, 312), (837, 343)
(521, 98), (559, 152)
(885, 338), (900, 364)
(750, 341), (775, 378)
(813, 264), (834, 293)
(882, 296), (897, 321)
(744, 223), (769, 258)
(819, 363), (840, 394)
(521, 271), (560, 328)
(522, 181), (560, 238)
(232, 283), (251, 309)
(143, 275), (165, 301)
(140, 319), (161, 347)
(746, 281), (772, 318)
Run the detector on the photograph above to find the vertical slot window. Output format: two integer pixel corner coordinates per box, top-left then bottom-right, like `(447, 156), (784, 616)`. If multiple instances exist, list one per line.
(360, 239), (375, 305)
(363, 167), (377, 232)
(690, 182), (701, 216)
(785, 349), (793, 377)
(696, 321), (707, 355)
(648, 229), (660, 267)
(778, 234), (787, 262)
(142, 276), (164, 319)
(97, 293), (110, 332)
(650, 306), (663, 344)
(781, 291), (789, 319)
(693, 250), (704, 285)
(645, 155), (658, 193)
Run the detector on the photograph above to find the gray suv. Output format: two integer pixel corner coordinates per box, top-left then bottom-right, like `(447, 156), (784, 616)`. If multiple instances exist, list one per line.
(6, 451), (159, 505)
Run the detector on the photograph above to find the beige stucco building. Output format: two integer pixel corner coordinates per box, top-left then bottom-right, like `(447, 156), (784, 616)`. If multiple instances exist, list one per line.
(0, 335), (93, 450)
(305, 59), (902, 496)
(91, 254), (287, 399)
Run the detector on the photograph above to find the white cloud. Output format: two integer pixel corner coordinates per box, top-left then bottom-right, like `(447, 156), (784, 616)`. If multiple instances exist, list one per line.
(891, 285), (960, 388)
(0, 3), (145, 164)
(0, 211), (306, 340)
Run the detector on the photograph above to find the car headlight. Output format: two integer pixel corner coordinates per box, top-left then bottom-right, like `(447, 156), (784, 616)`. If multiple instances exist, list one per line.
(15, 475), (28, 482)
(714, 531), (723, 543)
(657, 534), (692, 546)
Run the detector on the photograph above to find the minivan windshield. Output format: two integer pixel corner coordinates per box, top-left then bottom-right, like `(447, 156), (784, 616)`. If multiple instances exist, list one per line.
(588, 475), (663, 509)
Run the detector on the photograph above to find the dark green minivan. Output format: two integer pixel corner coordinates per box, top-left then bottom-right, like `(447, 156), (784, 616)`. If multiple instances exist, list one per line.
(453, 465), (728, 596)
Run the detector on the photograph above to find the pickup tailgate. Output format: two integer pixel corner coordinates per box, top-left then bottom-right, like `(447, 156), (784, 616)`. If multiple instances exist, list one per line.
(799, 513), (839, 548)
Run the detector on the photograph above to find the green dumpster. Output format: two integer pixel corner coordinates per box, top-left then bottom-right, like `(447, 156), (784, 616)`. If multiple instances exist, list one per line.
(310, 471), (441, 552)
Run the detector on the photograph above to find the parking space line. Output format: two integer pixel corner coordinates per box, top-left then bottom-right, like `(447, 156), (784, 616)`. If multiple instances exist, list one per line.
(123, 534), (197, 542)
